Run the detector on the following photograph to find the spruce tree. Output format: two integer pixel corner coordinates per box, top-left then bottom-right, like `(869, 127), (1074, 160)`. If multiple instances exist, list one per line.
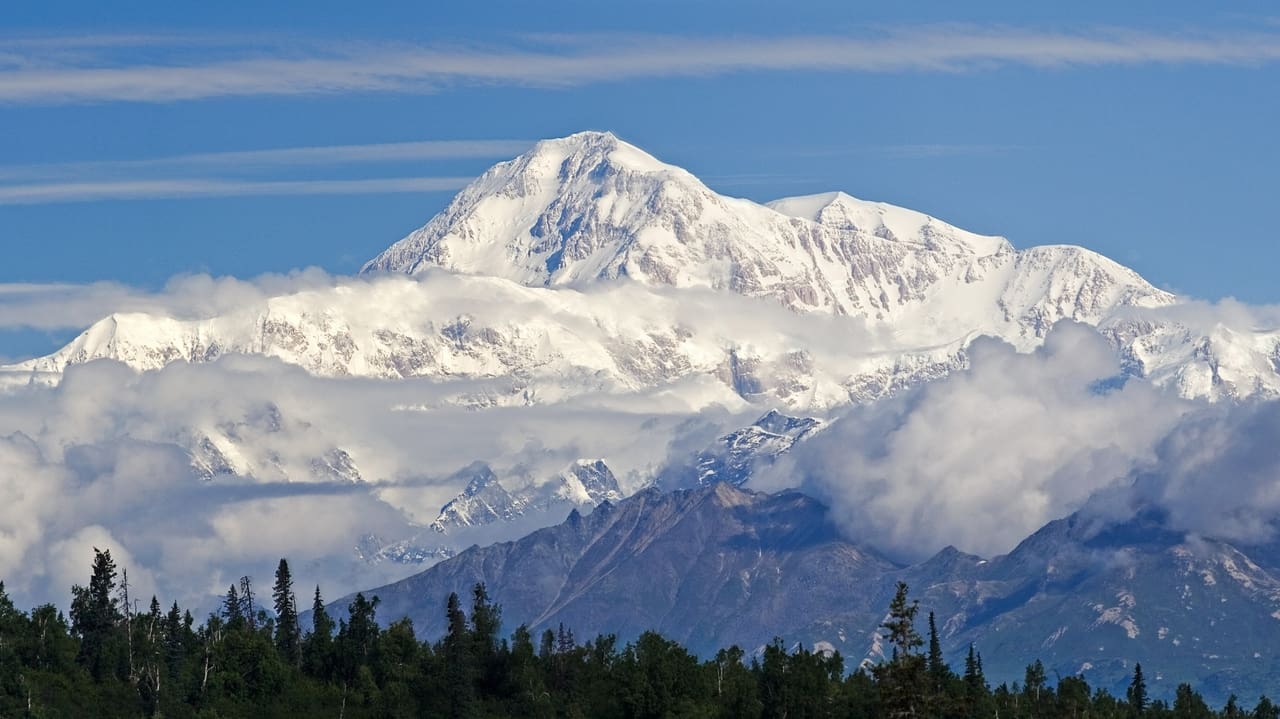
(469, 583), (501, 656)
(0, 582), (27, 711)
(69, 548), (125, 681)
(926, 611), (946, 680)
(164, 600), (186, 679)
(223, 583), (244, 627)
(962, 643), (990, 718)
(555, 622), (576, 654)
(873, 581), (927, 719)
(442, 592), (475, 718)
(302, 585), (333, 679)
(343, 592), (380, 670)
(1127, 662), (1148, 717)
(469, 582), (502, 697)
(962, 644), (984, 691)
(272, 558), (301, 667)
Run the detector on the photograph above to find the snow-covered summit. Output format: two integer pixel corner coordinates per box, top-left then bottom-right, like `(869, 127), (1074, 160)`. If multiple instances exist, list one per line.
(362, 132), (1173, 336)
(6, 131), (1279, 404)
(361, 130), (707, 285)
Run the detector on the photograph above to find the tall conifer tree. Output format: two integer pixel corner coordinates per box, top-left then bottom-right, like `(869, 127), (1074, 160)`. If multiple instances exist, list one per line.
(272, 559), (301, 666)
(873, 581), (927, 719)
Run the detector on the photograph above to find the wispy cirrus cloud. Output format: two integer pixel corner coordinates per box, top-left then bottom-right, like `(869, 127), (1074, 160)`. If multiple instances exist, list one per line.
(875, 143), (1020, 159)
(0, 137), (525, 204)
(1, 25), (1279, 104)
(0, 137), (527, 204)
(0, 138), (530, 183)
(0, 176), (472, 205)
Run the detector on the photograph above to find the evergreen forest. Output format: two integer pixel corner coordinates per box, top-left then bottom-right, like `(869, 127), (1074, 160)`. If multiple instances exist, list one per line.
(0, 549), (1273, 718)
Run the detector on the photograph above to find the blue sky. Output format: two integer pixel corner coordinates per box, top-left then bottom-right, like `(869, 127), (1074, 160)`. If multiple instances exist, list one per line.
(2, 1), (1279, 355)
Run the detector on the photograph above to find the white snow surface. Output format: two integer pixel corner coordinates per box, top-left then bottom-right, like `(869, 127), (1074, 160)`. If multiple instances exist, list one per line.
(5, 130), (1280, 405)
(363, 132), (1172, 339)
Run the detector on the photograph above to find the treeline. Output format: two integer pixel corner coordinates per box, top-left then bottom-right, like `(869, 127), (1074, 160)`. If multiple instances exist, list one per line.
(1, 550), (1275, 718)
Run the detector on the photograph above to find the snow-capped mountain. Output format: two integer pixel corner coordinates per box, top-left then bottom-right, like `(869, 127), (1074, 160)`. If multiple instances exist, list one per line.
(430, 459), (622, 534)
(429, 463), (524, 532)
(364, 131), (1171, 341)
(1103, 319), (1280, 401)
(0, 273), (939, 410)
(662, 409), (825, 488)
(7, 131), (1276, 407)
(3, 128), (1280, 551)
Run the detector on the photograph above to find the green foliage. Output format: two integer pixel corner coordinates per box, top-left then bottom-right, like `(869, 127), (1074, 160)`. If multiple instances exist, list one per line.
(1130, 662), (1150, 717)
(69, 547), (128, 682)
(272, 558), (301, 668)
(0, 556), (1258, 718)
(873, 580), (928, 718)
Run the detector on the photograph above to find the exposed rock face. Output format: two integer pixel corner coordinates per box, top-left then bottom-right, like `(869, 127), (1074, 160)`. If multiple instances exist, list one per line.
(908, 510), (1280, 704)
(430, 463), (526, 532)
(337, 483), (1280, 705)
(345, 483), (899, 660)
(661, 409), (824, 488)
(430, 459), (623, 534)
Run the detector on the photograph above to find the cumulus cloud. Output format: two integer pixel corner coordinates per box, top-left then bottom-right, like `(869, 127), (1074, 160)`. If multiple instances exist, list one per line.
(0, 268), (885, 611)
(756, 322), (1196, 560)
(1113, 401), (1280, 545)
(1111, 295), (1280, 333)
(0, 271), (336, 331)
(5, 267), (1280, 621)
(0, 349), (743, 614)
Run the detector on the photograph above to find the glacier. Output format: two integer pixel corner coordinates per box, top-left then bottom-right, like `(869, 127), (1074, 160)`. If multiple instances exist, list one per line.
(8, 130), (1278, 407)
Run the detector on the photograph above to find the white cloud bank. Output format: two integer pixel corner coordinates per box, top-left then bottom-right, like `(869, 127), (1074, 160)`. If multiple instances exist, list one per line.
(2, 270), (1280, 620)
(0, 351), (727, 615)
(0, 272), (336, 331)
(757, 322), (1194, 559)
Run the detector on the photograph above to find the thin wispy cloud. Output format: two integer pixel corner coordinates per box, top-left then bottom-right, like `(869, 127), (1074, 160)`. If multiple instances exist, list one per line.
(876, 143), (1019, 159)
(0, 176), (471, 205)
(1, 25), (1278, 104)
(767, 142), (1024, 161)
(0, 138), (530, 182)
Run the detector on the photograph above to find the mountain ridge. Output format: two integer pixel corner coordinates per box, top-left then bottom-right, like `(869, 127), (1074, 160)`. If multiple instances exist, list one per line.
(362, 131), (1173, 333)
(334, 481), (1280, 705)
(8, 131), (1276, 405)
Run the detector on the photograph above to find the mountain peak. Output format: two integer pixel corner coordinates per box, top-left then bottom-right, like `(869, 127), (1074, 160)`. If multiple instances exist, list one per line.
(766, 190), (1011, 256)
(708, 480), (756, 507)
(551, 129), (618, 146)
(459, 462), (499, 496)
(360, 130), (1166, 324)
(359, 130), (711, 284)
(522, 130), (672, 176)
